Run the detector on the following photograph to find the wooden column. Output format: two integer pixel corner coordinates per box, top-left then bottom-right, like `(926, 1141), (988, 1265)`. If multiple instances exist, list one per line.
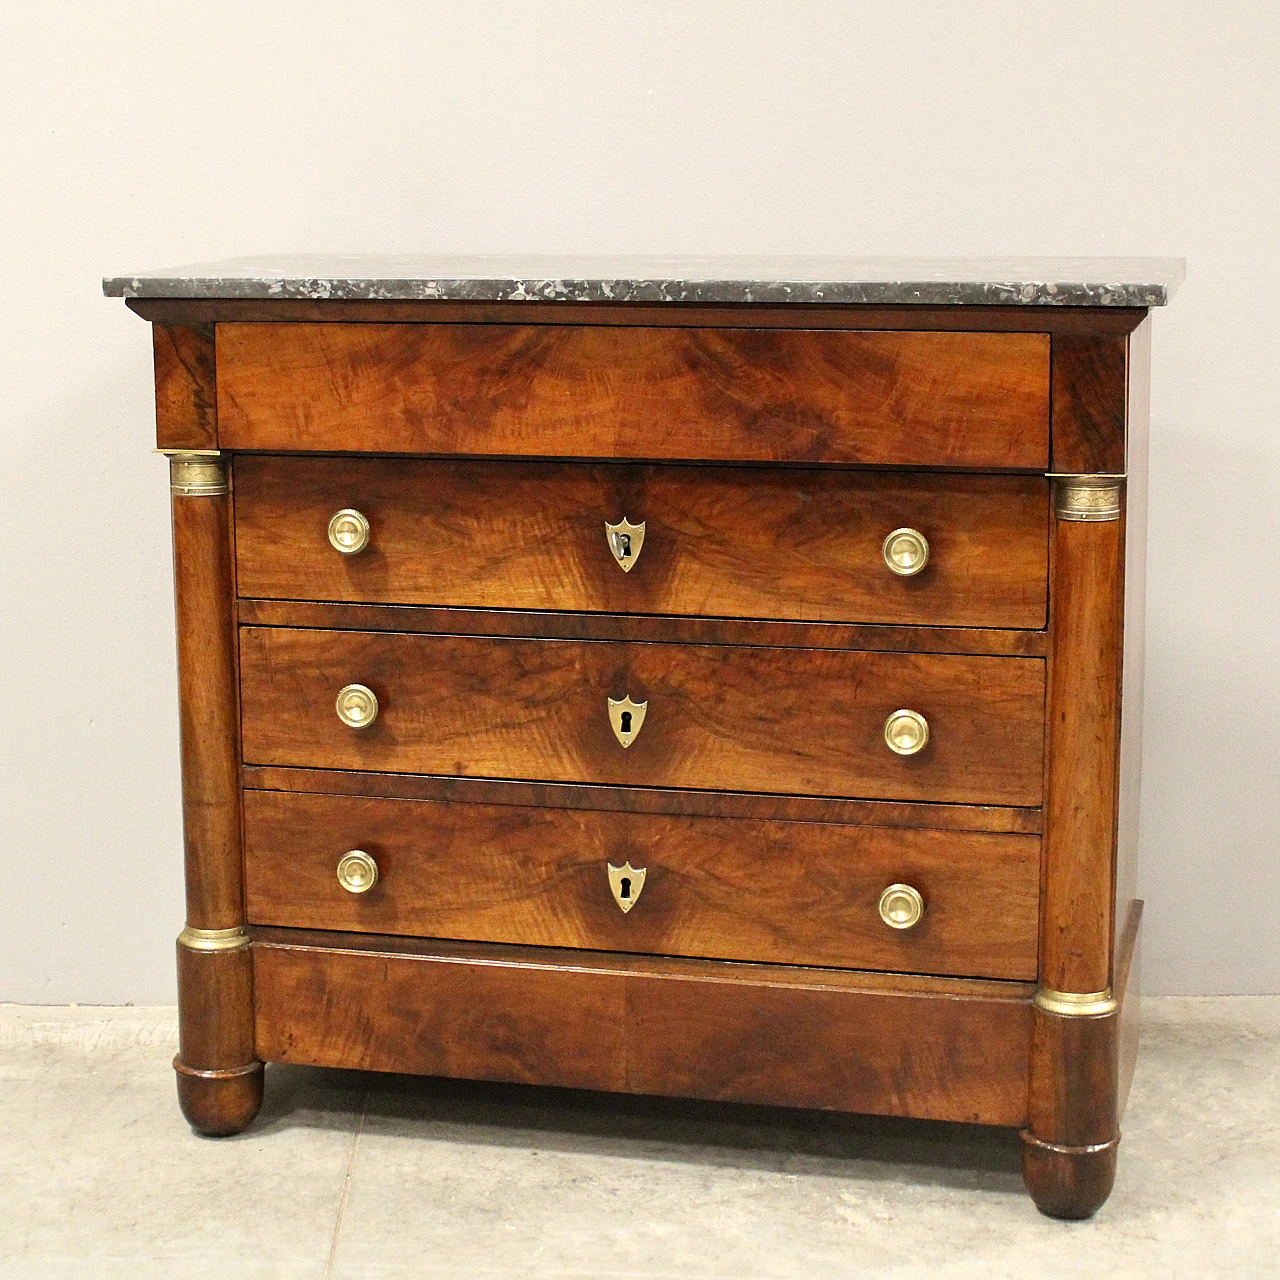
(1022, 473), (1126, 1217)
(167, 450), (262, 1135)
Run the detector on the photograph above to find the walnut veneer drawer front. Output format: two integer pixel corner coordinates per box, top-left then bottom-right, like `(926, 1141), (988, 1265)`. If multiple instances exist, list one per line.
(217, 324), (1051, 468)
(243, 790), (1040, 979)
(238, 627), (1046, 805)
(235, 457), (1049, 629)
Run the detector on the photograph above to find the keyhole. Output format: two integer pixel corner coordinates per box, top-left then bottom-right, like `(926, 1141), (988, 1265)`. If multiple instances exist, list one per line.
(620, 877), (632, 899)
(620, 711), (632, 734)
(615, 533), (631, 557)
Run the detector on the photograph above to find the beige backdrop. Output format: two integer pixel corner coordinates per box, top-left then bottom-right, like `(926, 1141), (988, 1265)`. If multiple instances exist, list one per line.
(2, 3), (1276, 1001)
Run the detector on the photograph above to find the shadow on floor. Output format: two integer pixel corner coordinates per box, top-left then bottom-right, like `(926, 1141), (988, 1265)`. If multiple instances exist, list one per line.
(240, 1061), (1024, 1193)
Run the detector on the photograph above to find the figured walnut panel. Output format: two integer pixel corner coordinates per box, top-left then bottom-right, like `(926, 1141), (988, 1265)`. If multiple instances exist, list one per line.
(170, 487), (242, 928)
(243, 789), (1040, 980)
(235, 457), (1049, 630)
(153, 324), (217, 451)
(239, 628), (1046, 806)
(252, 932), (1033, 1124)
(1050, 334), (1128, 474)
(217, 323), (1050, 468)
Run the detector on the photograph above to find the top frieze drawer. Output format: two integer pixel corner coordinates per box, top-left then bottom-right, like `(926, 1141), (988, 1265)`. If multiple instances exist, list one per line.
(215, 323), (1049, 469)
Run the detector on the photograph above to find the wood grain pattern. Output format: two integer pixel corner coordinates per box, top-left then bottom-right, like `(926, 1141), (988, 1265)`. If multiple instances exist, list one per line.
(153, 324), (217, 450)
(239, 628), (1047, 806)
(1026, 1005), (1119, 1149)
(1049, 334), (1128, 474)
(170, 480), (242, 928)
(173, 941), (261, 1134)
(234, 456), (1049, 629)
(217, 323), (1050, 467)
(252, 930), (1034, 1124)
(175, 943), (255, 1069)
(238, 598), (1049, 658)
(173, 942), (262, 1135)
(243, 788), (1041, 979)
(1040, 505), (1125, 993)
(1021, 1131), (1117, 1221)
(242, 764), (1044, 834)
(1022, 981), (1121, 1219)
(173, 1060), (264, 1138)
(130, 295), (1150, 336)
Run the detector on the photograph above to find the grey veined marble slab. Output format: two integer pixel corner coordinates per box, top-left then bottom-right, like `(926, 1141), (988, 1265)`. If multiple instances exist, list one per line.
(103, 254), (1184, 307)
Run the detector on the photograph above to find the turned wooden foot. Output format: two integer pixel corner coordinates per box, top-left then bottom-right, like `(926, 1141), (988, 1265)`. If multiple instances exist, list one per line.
(175, 1058), (264, 1136)
(1020, 1131), (1118, 1219)
(1023, 972), (1126, 1218)
(174, 929), (259, 1137)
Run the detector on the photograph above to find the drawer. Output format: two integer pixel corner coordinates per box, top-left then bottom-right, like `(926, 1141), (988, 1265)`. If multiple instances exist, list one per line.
(235, 457), (1049, 629)
(239, 628), (1045, 806)
(217, 324), (1050, 468)
(243, 789), (1040, 980)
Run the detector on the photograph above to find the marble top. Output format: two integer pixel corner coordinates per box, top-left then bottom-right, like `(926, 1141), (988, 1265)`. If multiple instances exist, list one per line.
(102, 255), (1184, 307)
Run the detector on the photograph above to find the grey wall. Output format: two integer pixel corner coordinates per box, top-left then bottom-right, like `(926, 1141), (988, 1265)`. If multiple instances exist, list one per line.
(2, 3), (1276, 1001)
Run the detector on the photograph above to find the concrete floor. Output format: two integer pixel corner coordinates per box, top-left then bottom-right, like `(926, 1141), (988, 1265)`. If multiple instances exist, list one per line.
(1, 997), (1277, 1279)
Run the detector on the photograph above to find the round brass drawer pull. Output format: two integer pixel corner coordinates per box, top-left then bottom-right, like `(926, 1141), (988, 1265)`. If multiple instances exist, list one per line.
(335, 683), (379, 728)
(328, 508), (371, 555)
(884, 708), (929, 756)
(882, 527), (929, 576)
(879, 883), (924, 930)
(336, 850), (378, 893)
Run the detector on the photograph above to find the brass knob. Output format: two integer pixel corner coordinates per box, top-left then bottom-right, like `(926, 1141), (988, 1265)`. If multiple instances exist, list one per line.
(335, 683), (379, 728)
(336, 850), (378, 893)
(882, 527), (929, 576)
(884, 708), (929, 755)
(879, 883), (924, 930)
(328, 508), (371, 555)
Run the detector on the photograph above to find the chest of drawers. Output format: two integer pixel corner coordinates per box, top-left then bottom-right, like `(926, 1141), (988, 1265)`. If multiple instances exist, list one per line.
(107, 256), (1180, 1219)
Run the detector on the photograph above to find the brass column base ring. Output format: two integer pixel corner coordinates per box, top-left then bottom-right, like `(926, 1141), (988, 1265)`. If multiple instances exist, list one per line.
(177, 925), (249, 953)
(1034, 987), (1117, 1016)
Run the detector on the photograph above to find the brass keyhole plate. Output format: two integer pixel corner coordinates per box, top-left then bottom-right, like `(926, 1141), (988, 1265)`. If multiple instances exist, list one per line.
(605, 518), (646, 572)
(607, 861), (647, 913)
(608, 696), (648, 747)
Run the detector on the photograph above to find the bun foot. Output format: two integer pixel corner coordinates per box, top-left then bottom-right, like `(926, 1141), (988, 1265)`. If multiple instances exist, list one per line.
(1021, 1131), (1118, 1219)
(174, 1057), (264, 1137)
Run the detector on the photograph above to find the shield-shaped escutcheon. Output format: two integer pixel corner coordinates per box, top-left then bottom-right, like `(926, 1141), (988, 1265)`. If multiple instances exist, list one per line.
(604, 517), (645, 572)
(607, 695), (648, 747)
(607, 861), (647, 912)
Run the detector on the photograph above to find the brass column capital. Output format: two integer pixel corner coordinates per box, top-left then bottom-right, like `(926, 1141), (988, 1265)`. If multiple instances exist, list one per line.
(165, 451), (229, 497)
(1051, 475), (1124, 522)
